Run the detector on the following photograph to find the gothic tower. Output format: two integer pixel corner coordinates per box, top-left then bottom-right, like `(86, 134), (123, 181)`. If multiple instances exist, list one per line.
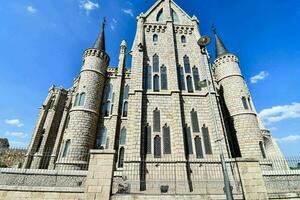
(56, 20), (110, 170)
(213, 27), (263, 159)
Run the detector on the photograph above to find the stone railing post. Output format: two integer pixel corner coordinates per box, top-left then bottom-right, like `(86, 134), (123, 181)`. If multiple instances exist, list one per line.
(236, 158), (269, 200)
(85, 149), (116, 200)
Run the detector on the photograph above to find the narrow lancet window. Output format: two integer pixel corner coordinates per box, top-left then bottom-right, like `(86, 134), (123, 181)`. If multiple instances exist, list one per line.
(181, 35), (186, 43)
(259, 141), (267, 158)
(153, 108), (161, 132)
(154, 135), (161, 158)
(184, 126), (193, 154)
(242, 97), (249, 110)
(144, 124), (152, 154)
(161, 65), (168, 90)
(163, 124), (171, 154)
(118, 147), (125, 168)
(195, 136), (204, 159)
(202, 125), (212, 154)
(153, 34), (158, 42)
(186, 76), (193, 93)
(79, 92), (86, 106)
(191, 109), (200, 132)
(96, 127), (107, 149)
(144, 65), (152, 90)
(153, 54), (159, 72)
(153, 75), (159, 92)
(120, 128), (127, 145)
(62, 139), (70, 157)
(179, 66), (185, 90)
(184, 55), (191, 73)
(192, 67), (200, 91)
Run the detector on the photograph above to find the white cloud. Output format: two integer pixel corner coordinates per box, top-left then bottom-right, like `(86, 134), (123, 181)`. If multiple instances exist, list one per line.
(259, 102), (300, 125)
(112, 18), (117, 24)
(122, 9), (134, 17)
(250, 71), (269, 83)
(126, 1), (133, 6)
(27, 6), (37, 13)
(80, 0), (99, 14)
(10, 141), (27, 147)
(275, 135), (300, 143)
(4, 119), (24, 127)
(5, 131), (27, 139)
(110, 18), (117, 30)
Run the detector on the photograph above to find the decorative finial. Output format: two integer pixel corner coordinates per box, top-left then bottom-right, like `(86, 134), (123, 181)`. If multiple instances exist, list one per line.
(102, 17), (106, 29)
(212, 24), (217, 34)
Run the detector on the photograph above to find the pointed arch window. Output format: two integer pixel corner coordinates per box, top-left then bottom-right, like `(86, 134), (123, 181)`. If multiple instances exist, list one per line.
(144, 124), (152, 154)
(242, 97), (249, 110)
(163, 124), (171, 154)
(153, 108), (161, 132)
(179, 66), (185, 90)
(153, 54), (159, 72)
(96, 127), (107, 149)
(181, 35), (186, 43)
(191, 109), (200, 132)
(192, 66), (200, 91)
(62, 139), (70, 157)
(153, 75), (160, 92)
(259, 141), (267, 158)
(184, 126), (193, 154)
(161, 65), (168, 90)
(202, 125), (212, 154)
(103, 83), (114, 116)
(154, 135), (161, 158)
(183, 55), (191, 73)
(74, 94), (79, 107)
(123, 102), (128, 117)
(186, 76), (193, 93)
(120, 128), (127, 145)
(123, 85), (129, 100)
(118, 147), (125, 168)
(107, 84), (113, 100)
(195, 136), (204, 159)
(79, 92), (86, 106)
(104, 101), (111, 116)
(157, 9), (164, 22)
(144, 65), (152, 90)
(153, 34), (158, 42)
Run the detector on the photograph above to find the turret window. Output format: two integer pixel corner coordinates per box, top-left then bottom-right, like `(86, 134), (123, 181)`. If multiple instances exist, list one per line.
(74, 94), (79, 107)
(153, 75), (160, 92)
(79, 92), (86, 106)
(62, 139), (70, 157)
(202, 125), (212, 154)
(186, 76), (194, 93)
(163, 124), (171, 154)
(191, 109), (200, 132)
(153, 108), (161, 132)
(192, 66), (200, 91)
(183, 55), (191, 73)
(242, 97), (249, 110)
(154, 135), (162, 158)
(153, 54), (159, 72)
(195, 136), (204, 159)
(161, 65), (168, 90)
(153, 34), (158, 42)
(259, 141), (267, 158)
(96, 127), (107, 149)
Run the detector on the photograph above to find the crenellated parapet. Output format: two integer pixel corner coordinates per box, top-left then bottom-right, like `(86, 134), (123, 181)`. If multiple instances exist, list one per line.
(83, 48), (110, 64)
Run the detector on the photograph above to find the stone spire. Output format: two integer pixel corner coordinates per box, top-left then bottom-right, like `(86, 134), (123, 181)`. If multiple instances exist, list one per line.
(212, 25), (228, 58)
(94, 18), (106, 51)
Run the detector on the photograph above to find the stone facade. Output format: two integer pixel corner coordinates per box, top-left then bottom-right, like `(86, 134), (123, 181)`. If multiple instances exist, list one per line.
(5, 0), (294, 199)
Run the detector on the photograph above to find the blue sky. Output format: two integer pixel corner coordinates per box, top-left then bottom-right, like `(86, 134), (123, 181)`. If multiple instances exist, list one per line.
(0, 0), (299, 156)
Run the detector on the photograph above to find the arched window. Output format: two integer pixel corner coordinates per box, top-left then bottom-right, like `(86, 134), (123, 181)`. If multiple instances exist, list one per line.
(107, 84), (113, 100)
(103, 83), (114, 116)
(156, 9), (164, 22)
(153, 34), (158, 42)
(184, 126), (193, 154)
(96, 127), (107, 149)
(191, 109), (200, 132)
(242, 97), (249, 110)
(192, 67), (200, 91)
(202, 125), (212, 154)
(118, 147), (125, 168)
(65, 116), (70, 129)
(79, 92), (86, 106)
(123, 85), (129, 100)
(153, 75), (160, 92)
(259, 141), (266, 158)
(163, 124), (171, 154)
(104, 101), (111, 117)
(186, 76), (193, 93)
(123, 102), (128, 117)
(144, 65), (152, 90)
(172, 9), (179, 23)
(36, 129), (45, 152)
(120, 128), (127, 145)
(153, 54), (159, 72)
(248, 97), (253, 110)
(183, 55), (191, 73)
(62, 139), (70, 157)
(179, 66), (186, 90)
(74, 94), (79, 107)
(195, 136), (204, 159)
(144, 124), (152, 154)
(153, 108), (161, 132)
(181, 35), (186, 43)
(161, 65), (168, 90)
(154, 135), (161, 158)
